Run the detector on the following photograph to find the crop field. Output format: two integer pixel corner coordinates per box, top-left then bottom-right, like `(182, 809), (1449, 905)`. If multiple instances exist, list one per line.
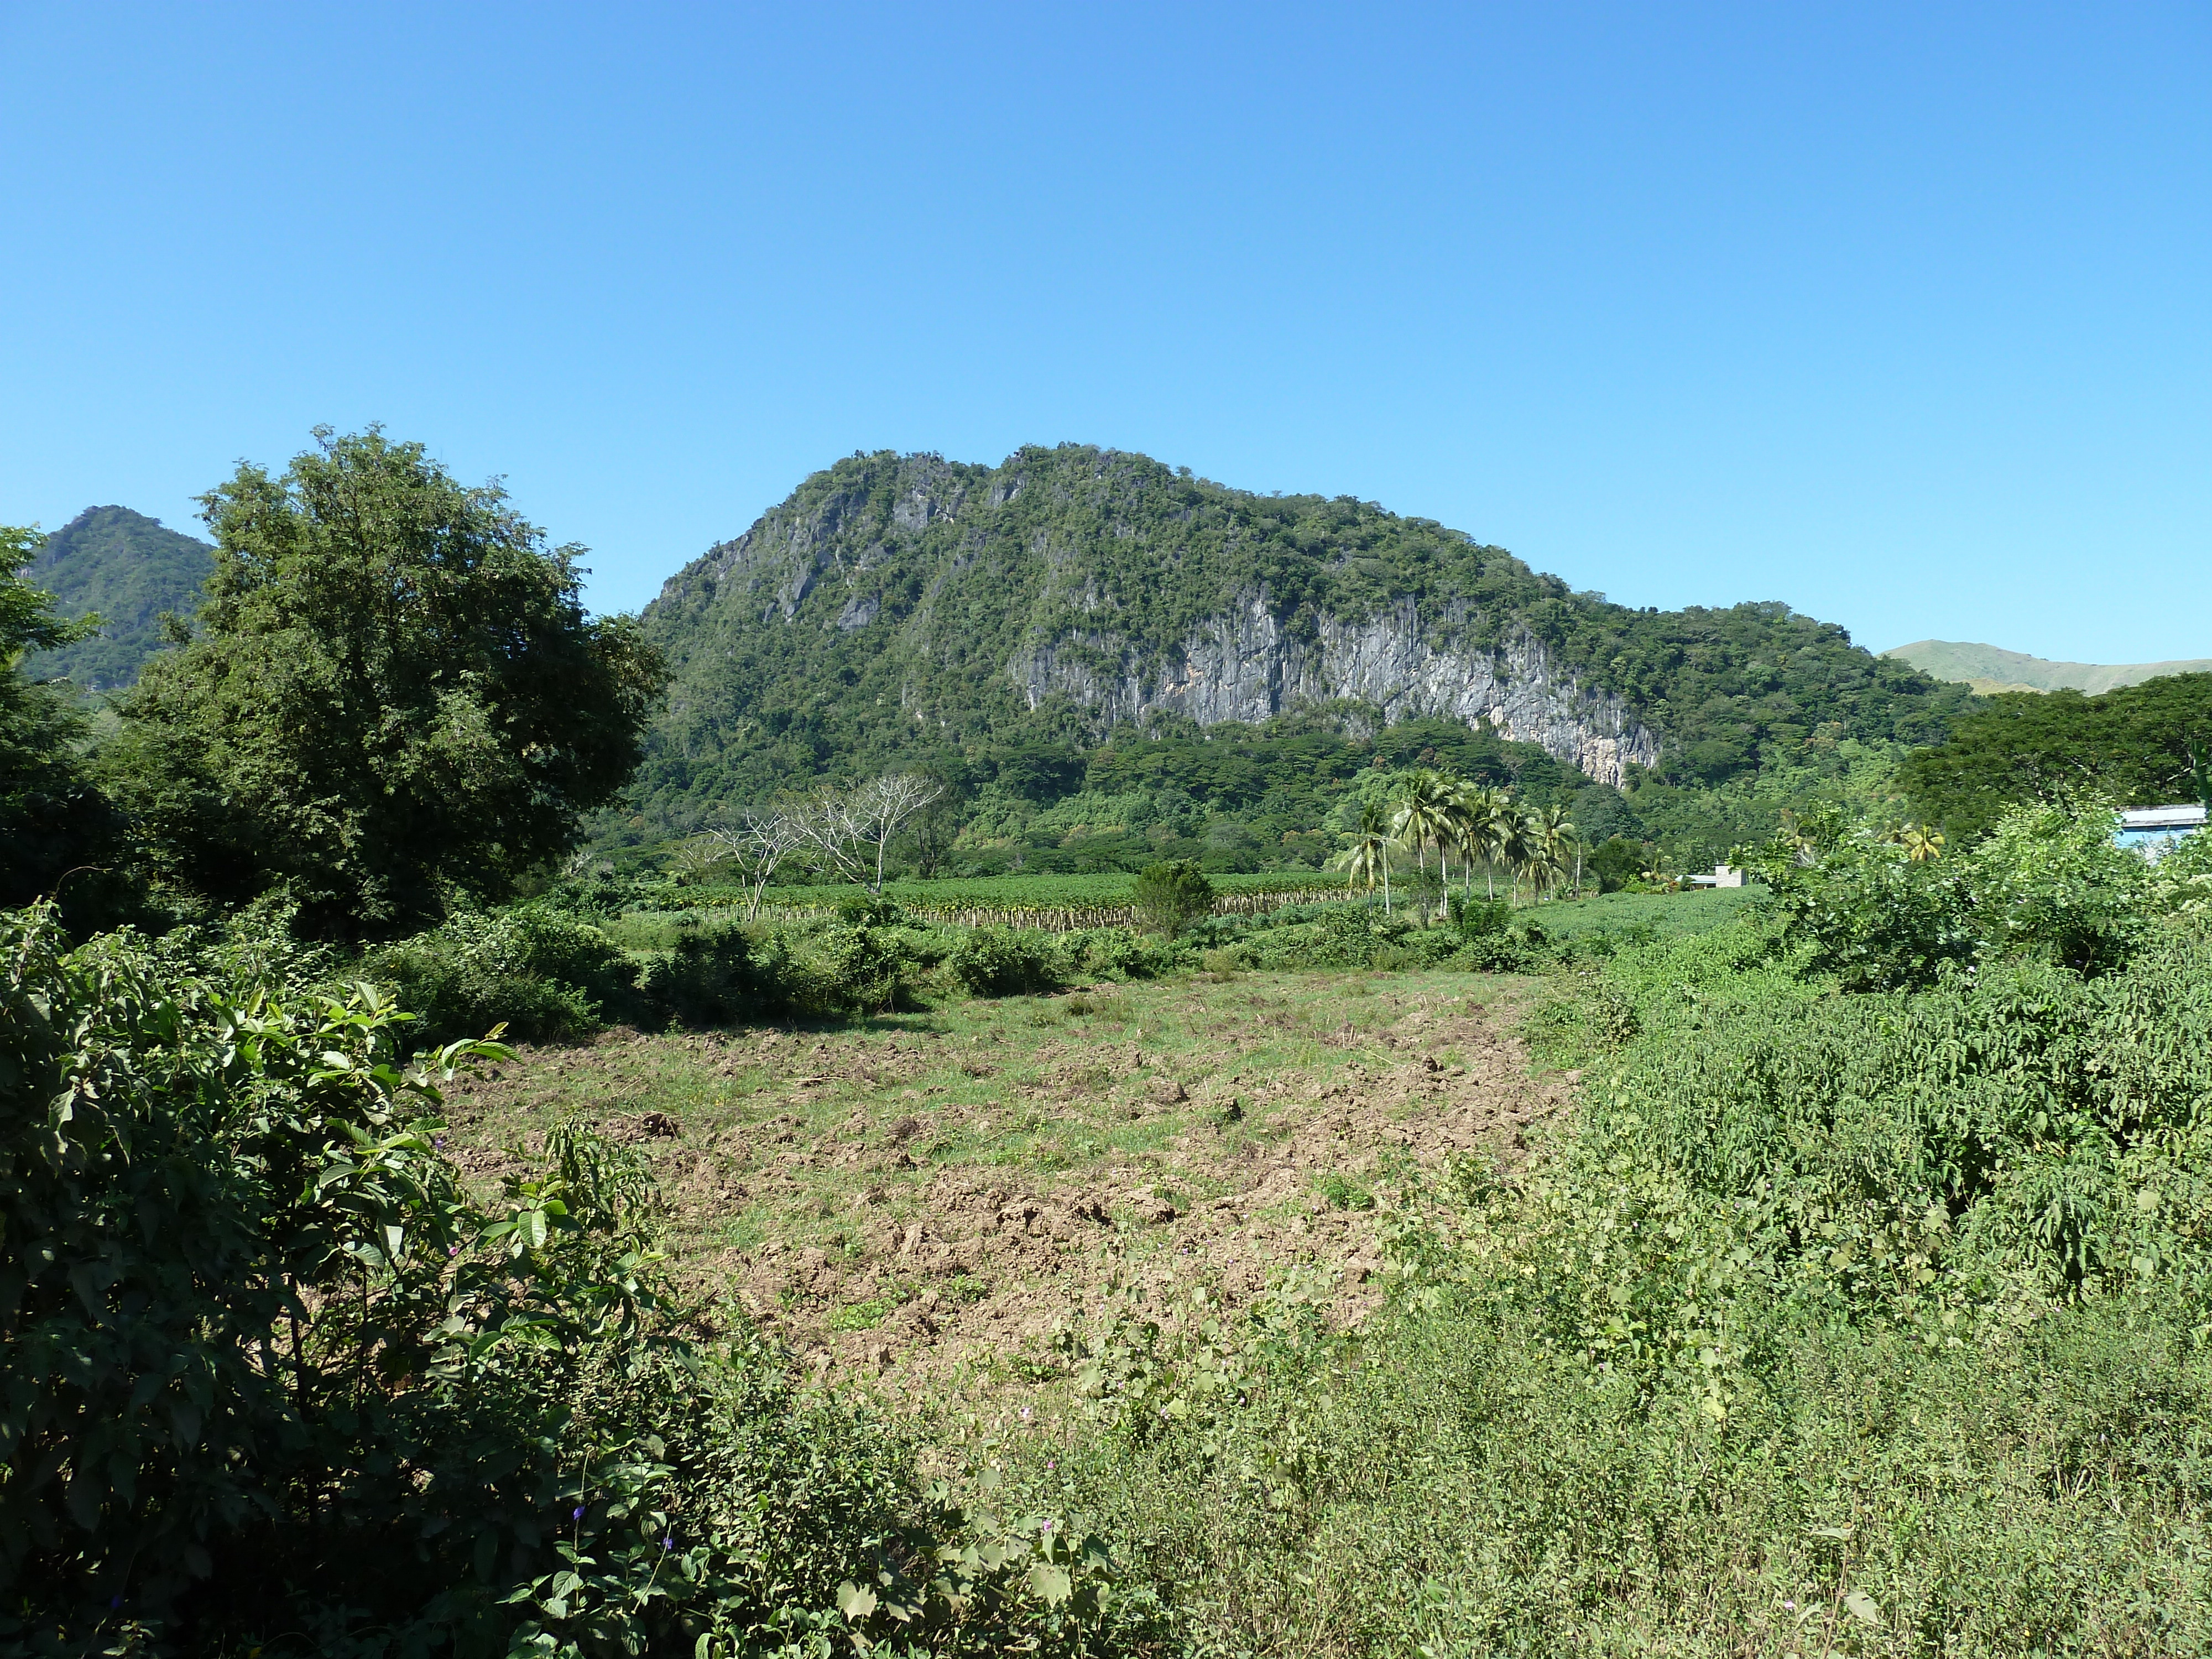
(630, 868), (1354, 929)
(1516, 882), (1765, 939)
(439, 964), (1565, 1391)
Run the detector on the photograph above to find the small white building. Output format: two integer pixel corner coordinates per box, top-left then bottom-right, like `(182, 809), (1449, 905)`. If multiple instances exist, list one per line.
(1687, 864), (1746, 888)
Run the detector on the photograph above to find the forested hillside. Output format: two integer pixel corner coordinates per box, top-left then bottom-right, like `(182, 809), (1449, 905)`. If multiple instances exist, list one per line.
(633, 447), (1973, 849)
(23, 505), (214, 690)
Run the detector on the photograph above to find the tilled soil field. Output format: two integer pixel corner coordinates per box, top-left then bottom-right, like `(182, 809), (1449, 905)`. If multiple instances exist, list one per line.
(440, 968), (1572, 1394)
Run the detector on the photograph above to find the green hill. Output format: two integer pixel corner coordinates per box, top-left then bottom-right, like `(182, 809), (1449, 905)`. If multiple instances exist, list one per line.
(1884, 639), (2212, 697)
(24, 505), (215, 691)
(631, 446), (1973, 843)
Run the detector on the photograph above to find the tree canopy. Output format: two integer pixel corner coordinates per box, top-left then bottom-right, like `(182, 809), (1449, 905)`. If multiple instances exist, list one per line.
(1897, 672), (2212, 843)
(106, 429), (667, 937)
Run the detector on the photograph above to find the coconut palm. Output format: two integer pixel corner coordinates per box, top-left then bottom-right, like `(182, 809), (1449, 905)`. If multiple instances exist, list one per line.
(1532, 804), (1577, 900)
(1330, 801), (1394, 912)
(1465, 787), (1515, 901)
(1390, 769), (1458, 924)
(1897, 822), (1945, 863)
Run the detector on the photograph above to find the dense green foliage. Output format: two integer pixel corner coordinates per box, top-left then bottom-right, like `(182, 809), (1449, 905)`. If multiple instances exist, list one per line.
(104, 430), (669, 939)
(1129, 860), (1213, 937)
(641, 869), (1340, 925)
(20, 506), (216, 692)
(0, 905), (1160, 1656)
(1748, 799), (2162, 989)
(1897, 672), (2212, 841)
(628, 447), (1973, 840)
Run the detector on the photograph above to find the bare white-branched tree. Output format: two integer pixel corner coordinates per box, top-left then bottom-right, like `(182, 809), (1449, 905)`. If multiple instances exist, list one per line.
(789, 774), (946, 894)
(703, 806), (805, 920)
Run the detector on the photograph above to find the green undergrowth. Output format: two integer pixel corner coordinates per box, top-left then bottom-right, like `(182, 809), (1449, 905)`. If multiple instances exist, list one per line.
(0, 904), (1168, 1657)
(357, 886), (1701, 1050)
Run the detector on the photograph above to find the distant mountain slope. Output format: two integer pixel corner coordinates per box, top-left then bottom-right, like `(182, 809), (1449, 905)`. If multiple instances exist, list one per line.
(1884, 639), (2212, 697)
(634, 445), (1973, 822)
(24, 505), (214, 691)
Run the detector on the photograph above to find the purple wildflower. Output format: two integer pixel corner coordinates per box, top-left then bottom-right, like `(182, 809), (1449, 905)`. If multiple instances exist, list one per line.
(572, 1506), (585, 1521)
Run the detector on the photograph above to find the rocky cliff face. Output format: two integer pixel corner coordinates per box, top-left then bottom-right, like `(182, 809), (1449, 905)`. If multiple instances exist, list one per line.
(1013, 592), (1660, 786)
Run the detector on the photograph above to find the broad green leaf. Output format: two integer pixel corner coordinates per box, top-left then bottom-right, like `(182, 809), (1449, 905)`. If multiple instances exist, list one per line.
(1843, 1590), (1884, 1627)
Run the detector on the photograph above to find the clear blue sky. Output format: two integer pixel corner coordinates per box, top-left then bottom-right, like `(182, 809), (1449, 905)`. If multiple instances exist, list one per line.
(3, 2), (2205, 662)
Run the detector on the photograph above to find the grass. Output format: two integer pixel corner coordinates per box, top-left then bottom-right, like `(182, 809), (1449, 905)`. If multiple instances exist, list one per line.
(1513, 882), (1765, 939)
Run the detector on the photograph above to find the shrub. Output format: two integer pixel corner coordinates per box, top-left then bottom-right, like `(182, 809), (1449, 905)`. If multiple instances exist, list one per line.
(1062, 926), (1188, 981)
(1758, 799), (2153, 990)
(1131, 859), (1214, 938)
(362, 904), (631, 1044)
(950, 926), (1068, 998)
(797, 920), (911, 1016)
(633, 920), (768, 1026)
(1446, 892), (1511, 937)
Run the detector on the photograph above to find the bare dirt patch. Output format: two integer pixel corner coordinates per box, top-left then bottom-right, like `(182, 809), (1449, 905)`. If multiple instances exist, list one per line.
(439, 969), (1570, 1394)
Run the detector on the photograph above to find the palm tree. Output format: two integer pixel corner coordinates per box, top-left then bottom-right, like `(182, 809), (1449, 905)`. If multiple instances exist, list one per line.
(1898, 823), (1945, 863)
(1330, 801), (1394, 912)
(1390, 770), (1457, 925)
(1467, 787), (1515, 901)
(1532, 805), (1577, 900)
(1438, 776), (1480, 897)
(1495, 810), (1533, 904)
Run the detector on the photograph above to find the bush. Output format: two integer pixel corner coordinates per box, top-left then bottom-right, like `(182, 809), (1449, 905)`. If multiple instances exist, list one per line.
(362, 904), (632, 1044)
(950, 926), (1068, 997)
(1131, 859), (1214, 938)
(1446, 892), (1511, 937)
(633, 920), (769, 1026)
(1757, 799), (2150, 990)
(796, 920), (911, 1016)
(1061, 926), (1189, 981)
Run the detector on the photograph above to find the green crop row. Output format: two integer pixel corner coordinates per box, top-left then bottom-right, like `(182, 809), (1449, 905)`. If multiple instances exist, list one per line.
(629, 869), (1353, 929)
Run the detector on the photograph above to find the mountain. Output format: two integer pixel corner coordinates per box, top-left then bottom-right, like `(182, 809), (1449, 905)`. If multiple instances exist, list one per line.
(632, 445), (1973, 831)
(1884, 639), (2212, 698)
(24, 506), (215, 691)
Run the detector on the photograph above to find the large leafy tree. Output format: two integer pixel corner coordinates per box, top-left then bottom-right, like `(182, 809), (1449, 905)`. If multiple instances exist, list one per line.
(1897, 672), (2212, 844)
(107, 429), (667, 937)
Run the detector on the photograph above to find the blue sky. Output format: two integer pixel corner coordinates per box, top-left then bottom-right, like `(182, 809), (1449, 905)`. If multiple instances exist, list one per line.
(2, 2), (2205, 661)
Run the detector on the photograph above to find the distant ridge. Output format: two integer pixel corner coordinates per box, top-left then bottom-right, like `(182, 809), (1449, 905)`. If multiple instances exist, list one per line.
(1884, 640), (2212, 697)
(24, 505), (215, 691)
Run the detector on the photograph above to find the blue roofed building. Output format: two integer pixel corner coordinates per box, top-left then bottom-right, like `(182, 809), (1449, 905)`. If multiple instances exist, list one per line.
(2115, 804), (2208, 862)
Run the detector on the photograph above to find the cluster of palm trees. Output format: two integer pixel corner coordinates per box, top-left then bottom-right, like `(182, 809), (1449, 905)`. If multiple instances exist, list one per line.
(1329, 769), (1582, 918)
